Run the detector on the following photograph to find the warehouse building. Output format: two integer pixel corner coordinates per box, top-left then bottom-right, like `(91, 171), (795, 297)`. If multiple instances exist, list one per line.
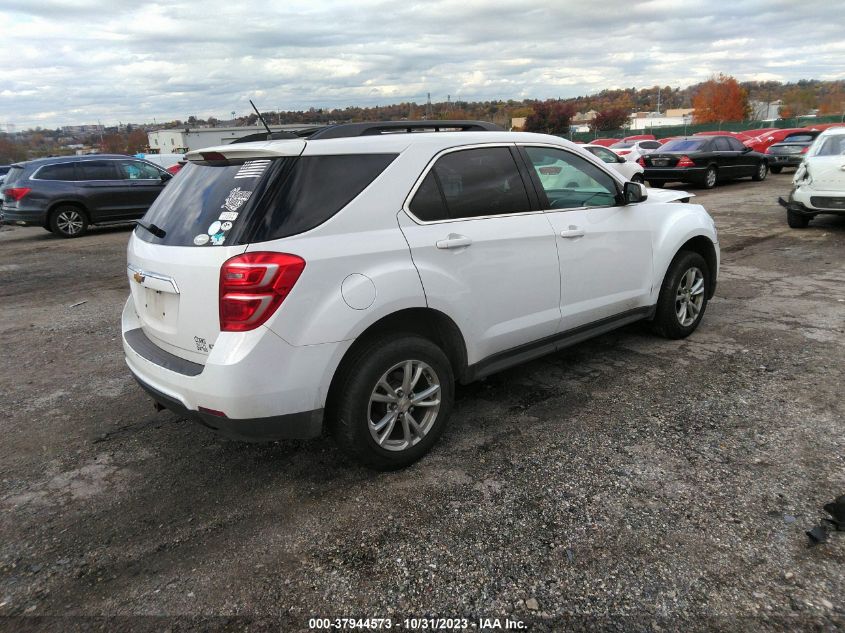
(146, 124), (322, 153)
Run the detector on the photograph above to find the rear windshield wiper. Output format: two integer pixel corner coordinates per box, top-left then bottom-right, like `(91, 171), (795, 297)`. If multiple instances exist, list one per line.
(134, 220), (166, 238)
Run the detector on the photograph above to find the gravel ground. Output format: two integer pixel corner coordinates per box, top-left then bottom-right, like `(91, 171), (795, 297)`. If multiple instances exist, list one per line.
(0, 174), (843, 632)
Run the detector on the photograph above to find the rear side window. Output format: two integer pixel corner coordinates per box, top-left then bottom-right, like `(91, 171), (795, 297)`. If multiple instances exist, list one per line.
(36, 163), (78, 181)
(640, 141), (661, 149)
(726, 138), (747, 151)
(409, 147), (530, 221)
(713, 137), (732, 151)
(80, 160), (120, 180)
(248, 154), (396, 242)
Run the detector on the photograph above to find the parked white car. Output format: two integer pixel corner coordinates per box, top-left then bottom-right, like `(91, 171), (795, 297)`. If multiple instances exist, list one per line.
(122, 121), (719, 469)
(779, 127), (845, 228)
(609, 139), (662, 162)
(582, 144), (645, 182)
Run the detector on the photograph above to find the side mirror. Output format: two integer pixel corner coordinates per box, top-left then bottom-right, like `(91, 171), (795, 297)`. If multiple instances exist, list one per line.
(160, 172), (173, 182)
(742, 146), (752, 153)
(617, 155), (626, 163)
(623, 181), (648, 204)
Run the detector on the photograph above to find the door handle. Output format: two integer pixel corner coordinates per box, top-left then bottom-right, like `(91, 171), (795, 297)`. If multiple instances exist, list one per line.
(436, 234), (473, 249)
(559, 225), (585, 239)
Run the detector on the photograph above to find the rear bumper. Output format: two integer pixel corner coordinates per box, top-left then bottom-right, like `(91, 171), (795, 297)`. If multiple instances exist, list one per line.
(0, 206), (47, 226)
(643, 167), (707, 183)
(767, 155), (803, 168)
(132, 373), (323, 441)
(122, 298), (351, 441)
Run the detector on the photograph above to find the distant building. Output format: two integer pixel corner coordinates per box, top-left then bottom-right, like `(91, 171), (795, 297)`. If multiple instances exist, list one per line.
(510, 117), (526, 130)
(146, 124), (322, 153)
(628, 109), (694, 130)
(750, 100), (783, 121)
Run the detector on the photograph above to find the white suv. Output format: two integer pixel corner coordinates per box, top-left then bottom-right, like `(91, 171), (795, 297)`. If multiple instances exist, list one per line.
(122, 121), (719, 469)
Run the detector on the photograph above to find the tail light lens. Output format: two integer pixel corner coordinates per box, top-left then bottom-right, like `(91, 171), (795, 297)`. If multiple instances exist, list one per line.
(618, 150), (630, 156)
(677, 155), (695, 168)
(801, 146), (809, 154)
(4, 187), (31, 201)
(219, 252), (305, 332)
(166, 163), (184, 174)
(636, 157), (646, 167)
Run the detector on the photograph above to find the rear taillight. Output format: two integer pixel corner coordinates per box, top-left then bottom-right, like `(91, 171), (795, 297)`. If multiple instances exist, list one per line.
(636, 157), (646, 167)
(618, 150), (631, 156)
(219, 252), (305, 332)
(4, 187), (31, 201)
(166, 163), (184, 174)
(677, 155), (695, 168)
(801, 147), (809, 154)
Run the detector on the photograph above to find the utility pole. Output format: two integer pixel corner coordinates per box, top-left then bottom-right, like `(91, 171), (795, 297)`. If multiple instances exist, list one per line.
(426, 92), (432, 119)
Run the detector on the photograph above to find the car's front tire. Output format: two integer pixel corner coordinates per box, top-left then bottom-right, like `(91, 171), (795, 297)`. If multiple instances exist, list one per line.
(652, 250), (710, 339)
(331, 334), (454, 470)
(752, 161), (768, 182)
(770, 166), (783, 174)
(49, 205), (89, 238)
(631, 174), (644, 184)
(787, 209), (810, 228)
(649, 180), (665, 188)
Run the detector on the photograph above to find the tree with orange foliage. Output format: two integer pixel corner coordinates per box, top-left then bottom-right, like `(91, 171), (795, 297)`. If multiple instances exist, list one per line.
(692, 74), (749, 123)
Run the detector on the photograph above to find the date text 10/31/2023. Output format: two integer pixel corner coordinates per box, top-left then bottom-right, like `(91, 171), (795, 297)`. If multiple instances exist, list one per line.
(308, 617), (528, 630)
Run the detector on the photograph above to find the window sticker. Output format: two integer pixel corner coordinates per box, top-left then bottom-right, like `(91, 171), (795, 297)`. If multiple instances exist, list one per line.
(219, 211), (239, 222)
(221, 221), (233, 231)
(235, 160), (270, 179)
(221, 187), (253, 213)
(193, 234), (210, 246)
(207, 220), (222, 236)
(210, 232), (226, 246)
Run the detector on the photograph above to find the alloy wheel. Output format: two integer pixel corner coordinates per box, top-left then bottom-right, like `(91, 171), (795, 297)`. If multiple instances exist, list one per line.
(705, 168), (717, 188)
(675, 267), (705, 327)
(56, 209), (84, 236)
(367, 360), (441, 452)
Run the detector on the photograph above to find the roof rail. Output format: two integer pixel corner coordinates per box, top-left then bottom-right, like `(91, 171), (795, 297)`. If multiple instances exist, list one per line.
(307, 120), (504, 140)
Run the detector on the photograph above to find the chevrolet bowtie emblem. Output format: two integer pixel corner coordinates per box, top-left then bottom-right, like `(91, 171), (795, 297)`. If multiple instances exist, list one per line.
(133, 271), (145, 284)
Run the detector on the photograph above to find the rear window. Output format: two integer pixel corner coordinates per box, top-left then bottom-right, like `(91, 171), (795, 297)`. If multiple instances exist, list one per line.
(661, 139), (708, 152)
(2, 166), (26, 187)
(610, 141), (635, 149)
(136, 154), (396, 246)
(783, 134), (814, 143)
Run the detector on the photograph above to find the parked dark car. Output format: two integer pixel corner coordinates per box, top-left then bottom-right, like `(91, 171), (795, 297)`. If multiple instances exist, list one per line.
(640, 135), (769, 189)
(0, 155), (171, 237)
(765, 131), (821, 173)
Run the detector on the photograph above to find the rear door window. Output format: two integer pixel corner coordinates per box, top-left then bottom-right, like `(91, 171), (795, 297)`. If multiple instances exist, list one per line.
(713, 137), (732, 151)
(410, 147), (531, 220)
(36, 163), (79, 181)
(80, 160), (121, 180)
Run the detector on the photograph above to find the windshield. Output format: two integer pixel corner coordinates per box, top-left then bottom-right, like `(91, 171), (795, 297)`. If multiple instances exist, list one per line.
(610, 141), (635, 149)
(811, 135), (845, 157)
(660, 139), (707, 152)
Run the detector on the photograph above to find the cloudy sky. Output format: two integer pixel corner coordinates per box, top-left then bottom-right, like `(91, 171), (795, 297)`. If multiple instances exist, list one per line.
(1, 0), (842, 129)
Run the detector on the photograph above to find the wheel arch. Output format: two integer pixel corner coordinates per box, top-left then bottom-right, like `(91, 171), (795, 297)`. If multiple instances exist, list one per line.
(673, 235), (718, 299)
(46, 200), (90, 227)
(325, 307), (469, 423)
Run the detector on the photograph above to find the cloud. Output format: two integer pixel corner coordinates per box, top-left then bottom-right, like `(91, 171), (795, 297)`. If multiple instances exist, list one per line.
(0, 0), (842, 128)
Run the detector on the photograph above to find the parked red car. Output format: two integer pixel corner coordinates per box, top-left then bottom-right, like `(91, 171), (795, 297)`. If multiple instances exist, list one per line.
(623, 134), (656, 141)
(590, 138), (622, 147)
(744, 128), (810, 153)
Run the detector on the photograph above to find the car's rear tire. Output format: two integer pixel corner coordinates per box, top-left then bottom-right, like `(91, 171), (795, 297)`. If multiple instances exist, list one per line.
(701, 166), (718, 189)
(331, 334), (454, 470)
(49, 205), (89, 238)
(770, 166), (783, 174)
(652, 250), (710, 340)
(631, 174), (644, 184)
(752, 162), (768, 181)
(787, 209), (810, 228)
